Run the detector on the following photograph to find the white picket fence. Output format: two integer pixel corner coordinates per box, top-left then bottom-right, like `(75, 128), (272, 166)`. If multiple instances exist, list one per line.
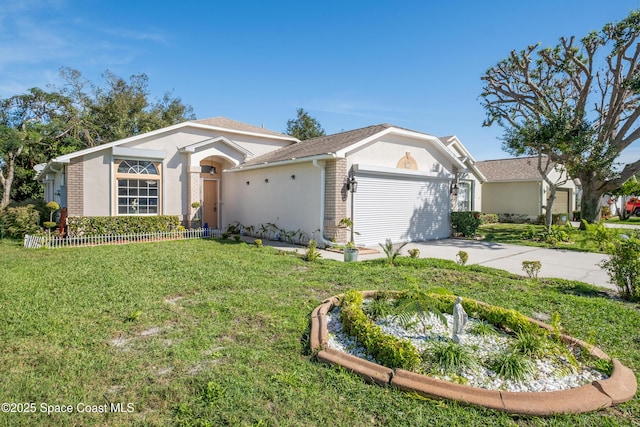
(23, 228), (220, 249)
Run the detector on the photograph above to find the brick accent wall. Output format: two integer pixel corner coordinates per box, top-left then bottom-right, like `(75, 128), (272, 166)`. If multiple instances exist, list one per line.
(324, 158), (348, 242)
(66, 157), (84, 216)
(188, 166), (201, 227)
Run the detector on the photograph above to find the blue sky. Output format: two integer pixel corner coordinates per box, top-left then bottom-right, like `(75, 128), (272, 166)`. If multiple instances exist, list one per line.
(2, 0), (640, 161)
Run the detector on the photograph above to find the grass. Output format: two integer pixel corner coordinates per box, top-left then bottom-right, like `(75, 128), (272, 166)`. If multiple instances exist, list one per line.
(0, 238), (639, 426)
(605, 216), (640, 225)
(479, 223), (631, 253)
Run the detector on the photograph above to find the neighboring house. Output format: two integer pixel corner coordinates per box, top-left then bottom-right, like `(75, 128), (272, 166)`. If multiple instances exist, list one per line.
(476, 156), (578, 220)
(36, 117), (482, 247)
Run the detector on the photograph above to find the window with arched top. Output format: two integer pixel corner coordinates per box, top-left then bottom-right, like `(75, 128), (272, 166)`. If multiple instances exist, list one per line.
(115, 159), (161, 215)
(117, 160), (158, 175)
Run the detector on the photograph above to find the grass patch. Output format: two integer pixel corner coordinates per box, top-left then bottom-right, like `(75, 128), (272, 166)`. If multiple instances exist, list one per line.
(0, 238), (639, 425)
(479, 223), (632, 253)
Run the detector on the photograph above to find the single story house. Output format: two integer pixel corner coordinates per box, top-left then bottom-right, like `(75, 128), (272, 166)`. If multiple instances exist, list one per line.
(476, 156), (579, 221)
(36, 117), (484, 247)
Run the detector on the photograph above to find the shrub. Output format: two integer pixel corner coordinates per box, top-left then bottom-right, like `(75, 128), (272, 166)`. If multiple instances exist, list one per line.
(450, 211), (482, 237)
(490, 351), (534, 381)
(425, 341), (478, 374)
(2, 205), (41, 238)
(581, 220), (617, 252)
(456, 250), (468, 266)
(480, 213), (499, 224)
(304, 239), (322, 262)
(408, 248), (420, 258)
(340, 290), (420, 370)
(254, 239), (263, 248)
(522, 260), (541, 279)
(378, 238), (408, 266)
(601, 237), (640, 301)
(67, 215), (181, 236)
(498, 213), (533, 224)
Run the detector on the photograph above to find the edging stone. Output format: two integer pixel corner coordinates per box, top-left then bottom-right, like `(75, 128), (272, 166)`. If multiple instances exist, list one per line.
(311, 292), (638, 416)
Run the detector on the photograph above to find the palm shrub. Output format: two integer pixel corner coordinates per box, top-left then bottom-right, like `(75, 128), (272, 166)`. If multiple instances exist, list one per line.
(378, 238), (408, 266)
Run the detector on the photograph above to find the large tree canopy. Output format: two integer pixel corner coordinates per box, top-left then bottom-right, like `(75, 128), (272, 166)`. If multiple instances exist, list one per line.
(0, 68), (195, 205)
(481, 10), (640, 222)
(285, 108), (325, 141)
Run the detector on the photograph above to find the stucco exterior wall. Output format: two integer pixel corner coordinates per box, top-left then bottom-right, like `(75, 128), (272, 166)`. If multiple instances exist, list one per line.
(347, 135), (455, 177)
(482, 181), (542, 216)
(82, 151), (111, 216)
(222, 162), (323, 238)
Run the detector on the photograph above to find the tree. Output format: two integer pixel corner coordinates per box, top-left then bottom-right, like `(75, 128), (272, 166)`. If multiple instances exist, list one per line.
(0, 88), (71, 207)
(0, 68), (195, 204)
(285, 108), (325, 140)
(481, 10), (640, 223)
(502, 110), (591, 228)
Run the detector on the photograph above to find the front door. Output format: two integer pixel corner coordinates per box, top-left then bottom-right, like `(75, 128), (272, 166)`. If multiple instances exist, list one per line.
(203, 179), (218, 229)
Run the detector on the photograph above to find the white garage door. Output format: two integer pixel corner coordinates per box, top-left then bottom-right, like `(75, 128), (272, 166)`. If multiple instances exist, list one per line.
(353, 173), (451, 247)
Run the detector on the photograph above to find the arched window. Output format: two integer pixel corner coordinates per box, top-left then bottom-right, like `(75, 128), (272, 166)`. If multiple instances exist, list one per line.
(115, 159), (161, 215)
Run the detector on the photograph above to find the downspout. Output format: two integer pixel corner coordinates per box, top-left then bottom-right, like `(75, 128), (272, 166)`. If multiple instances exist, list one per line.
(312, 159), (337, 248)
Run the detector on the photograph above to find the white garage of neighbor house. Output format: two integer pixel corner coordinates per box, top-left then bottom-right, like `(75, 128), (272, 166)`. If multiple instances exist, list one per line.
(35, 117), (483, 247)
(476, 156), (578, 221)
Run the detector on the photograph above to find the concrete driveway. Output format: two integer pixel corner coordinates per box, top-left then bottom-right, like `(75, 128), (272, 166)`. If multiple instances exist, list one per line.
(317, 239), (615, 291)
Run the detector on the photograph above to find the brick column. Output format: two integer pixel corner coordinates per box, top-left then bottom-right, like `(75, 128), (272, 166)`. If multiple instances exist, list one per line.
(66, 157), (84, 217)
(188, 166), (201, 227)
(324, 158), (348, 242)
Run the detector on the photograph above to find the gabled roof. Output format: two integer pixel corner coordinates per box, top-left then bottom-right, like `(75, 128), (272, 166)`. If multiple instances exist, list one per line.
(235, 124), (392, 168)
(233, 124), (466, 171)
(191, 117), (293, 139)
(35, 117), (295, 179)
(476, 156), (553, 182)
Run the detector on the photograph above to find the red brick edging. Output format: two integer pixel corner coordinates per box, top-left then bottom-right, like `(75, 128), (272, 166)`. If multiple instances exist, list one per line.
(310, 292), (637, 415)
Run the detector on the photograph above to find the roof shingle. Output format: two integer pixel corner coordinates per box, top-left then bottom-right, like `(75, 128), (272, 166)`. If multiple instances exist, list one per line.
(236, 123), (393, 168)
(191, 117), (293, 139)
(476, 156), (552, 181)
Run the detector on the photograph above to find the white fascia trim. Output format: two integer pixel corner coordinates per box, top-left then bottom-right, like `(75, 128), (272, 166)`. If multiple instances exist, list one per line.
(180, 135), (254, 158)
(336, 127), (466, 169)
(112, 146), (167, 160)
(444, 136), (478, 164)
(353, 164), (453, 181)
(51, 122), (191, 164)
(227, 154), (337, 172)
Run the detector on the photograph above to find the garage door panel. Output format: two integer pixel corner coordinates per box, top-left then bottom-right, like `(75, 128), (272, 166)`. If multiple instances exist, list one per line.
(354, 174), (450, 246)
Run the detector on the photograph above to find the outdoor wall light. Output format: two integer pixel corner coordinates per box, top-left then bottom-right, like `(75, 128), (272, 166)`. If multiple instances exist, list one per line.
(291, 174), (296, 180)
(264, 178), (269, 183)
(347, 174), (358, 193)
(246, 181), (250, 186)
(209, 166), (217, 175)
(451, 182), (459, 195)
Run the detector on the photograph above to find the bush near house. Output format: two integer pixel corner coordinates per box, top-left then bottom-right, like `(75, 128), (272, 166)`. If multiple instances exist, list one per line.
(67, 215), (181, 236)
(0, 204), (41, 238)
(451, 211), (482, 237)
(480, 213), (499, 224)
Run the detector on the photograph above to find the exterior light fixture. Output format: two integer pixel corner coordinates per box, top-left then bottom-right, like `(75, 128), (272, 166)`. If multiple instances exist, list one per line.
(264, 178), (269, 183)
(246, 181), (250, 186)
(347, 174), (358, 193)
(291, 174), (296, 180)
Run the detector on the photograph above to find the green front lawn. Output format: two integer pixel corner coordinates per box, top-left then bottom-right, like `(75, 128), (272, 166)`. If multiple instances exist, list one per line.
(479, 223), (631, 253)
(0, 238), (638, 426)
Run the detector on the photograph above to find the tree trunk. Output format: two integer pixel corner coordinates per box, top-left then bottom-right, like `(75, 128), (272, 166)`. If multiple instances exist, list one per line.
(545, 187), (557, 230)
(0, 147), (21, 208)
(580, 180), (603, 225)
